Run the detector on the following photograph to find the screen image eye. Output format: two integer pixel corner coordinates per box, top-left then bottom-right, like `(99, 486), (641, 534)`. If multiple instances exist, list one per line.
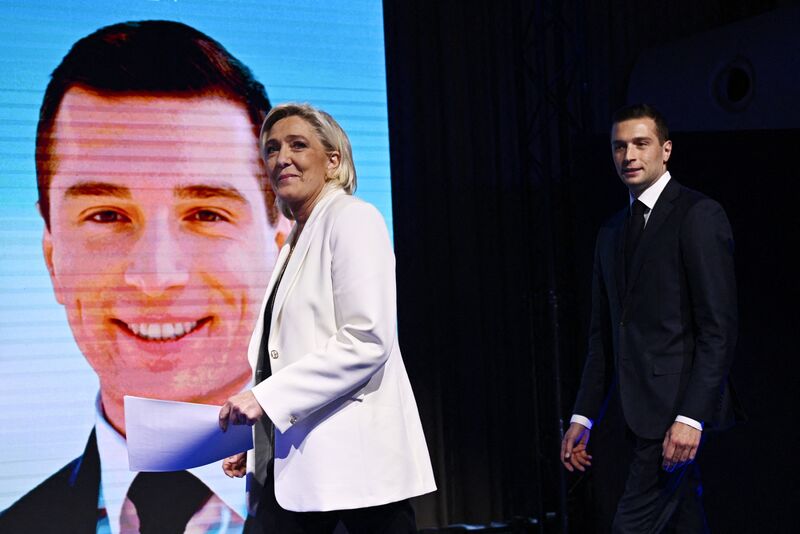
(88, 210), (128, 223)
(191, 210), (228, 222)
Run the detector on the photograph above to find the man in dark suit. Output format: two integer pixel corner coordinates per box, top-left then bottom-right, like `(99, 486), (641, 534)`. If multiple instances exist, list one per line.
(560, 104), (740, 532)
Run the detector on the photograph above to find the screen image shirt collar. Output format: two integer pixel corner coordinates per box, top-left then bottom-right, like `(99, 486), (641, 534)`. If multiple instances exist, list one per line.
(94, 394), (248, 534)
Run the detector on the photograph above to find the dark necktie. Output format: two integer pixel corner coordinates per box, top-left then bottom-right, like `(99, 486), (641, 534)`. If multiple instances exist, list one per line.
(625, 199), (647, 280)
(127, 471), (212, 534)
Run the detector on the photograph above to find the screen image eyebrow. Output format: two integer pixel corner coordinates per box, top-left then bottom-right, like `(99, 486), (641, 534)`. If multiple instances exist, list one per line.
(174, 184), (249, 204)
(64, 181), (132, 198)
(62, 181), (249, 205)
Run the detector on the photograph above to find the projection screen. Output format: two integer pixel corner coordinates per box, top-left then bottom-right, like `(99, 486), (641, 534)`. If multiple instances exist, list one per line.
(0, 0), (392, 528)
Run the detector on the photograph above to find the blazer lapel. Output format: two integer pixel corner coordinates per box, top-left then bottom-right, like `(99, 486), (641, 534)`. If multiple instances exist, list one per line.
(624, 179), (680, 302)
(248, 243), (292, 368)
(268, 189), (346, 340)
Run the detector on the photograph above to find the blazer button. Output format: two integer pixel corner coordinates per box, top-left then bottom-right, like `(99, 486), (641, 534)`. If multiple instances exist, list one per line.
(289, 415), (297, 425)
(619, 321), (625, 327)
(270, 350), (279, 359)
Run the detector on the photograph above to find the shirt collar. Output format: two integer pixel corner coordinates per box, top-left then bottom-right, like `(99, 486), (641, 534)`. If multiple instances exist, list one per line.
(629, 170), (671, 211)
(94, 395), (247, 534)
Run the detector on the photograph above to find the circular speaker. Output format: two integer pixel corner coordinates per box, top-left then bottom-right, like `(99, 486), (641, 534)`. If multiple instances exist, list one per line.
(713, 57), (754, 112)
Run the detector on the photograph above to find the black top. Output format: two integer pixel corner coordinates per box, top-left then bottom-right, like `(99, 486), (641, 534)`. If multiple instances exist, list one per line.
(255, 246), (293, 385)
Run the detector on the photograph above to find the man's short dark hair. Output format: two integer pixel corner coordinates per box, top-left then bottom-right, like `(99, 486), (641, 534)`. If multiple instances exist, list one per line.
(36, 20), (275, 228)
(611, 103), (670, 144)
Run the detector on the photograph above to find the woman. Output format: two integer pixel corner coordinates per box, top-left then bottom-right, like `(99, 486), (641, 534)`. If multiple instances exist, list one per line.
(218, 103), (435, 532)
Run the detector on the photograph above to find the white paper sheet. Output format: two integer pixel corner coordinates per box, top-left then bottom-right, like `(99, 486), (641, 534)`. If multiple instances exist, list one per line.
(124, 395), (253, 472)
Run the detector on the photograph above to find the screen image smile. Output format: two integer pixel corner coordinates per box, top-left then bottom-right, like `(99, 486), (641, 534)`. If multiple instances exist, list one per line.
(109, 315), (216, 367)
(114, 317), (211, 341)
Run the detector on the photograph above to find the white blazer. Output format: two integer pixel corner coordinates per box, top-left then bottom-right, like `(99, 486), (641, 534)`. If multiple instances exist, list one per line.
(247, 188), (436, 512)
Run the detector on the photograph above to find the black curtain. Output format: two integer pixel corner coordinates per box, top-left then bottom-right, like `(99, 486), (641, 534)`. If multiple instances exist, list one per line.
(383, 0), (799, 531)
(383, 0), (563, 528)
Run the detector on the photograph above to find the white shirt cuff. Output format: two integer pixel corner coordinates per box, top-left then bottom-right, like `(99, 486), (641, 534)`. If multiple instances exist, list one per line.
(570, 414), (593, 430)
(675, 415), (703, 431)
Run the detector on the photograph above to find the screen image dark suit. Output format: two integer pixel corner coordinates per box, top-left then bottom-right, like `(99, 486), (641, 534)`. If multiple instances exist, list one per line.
(0, 429), (252, 533)
(572, 178), (742, 529)
(0, 430), (101, 533)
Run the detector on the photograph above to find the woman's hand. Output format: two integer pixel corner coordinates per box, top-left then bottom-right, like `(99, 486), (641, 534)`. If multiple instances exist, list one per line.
(218, 390), (264, 431)
(222, 452), (247, 478)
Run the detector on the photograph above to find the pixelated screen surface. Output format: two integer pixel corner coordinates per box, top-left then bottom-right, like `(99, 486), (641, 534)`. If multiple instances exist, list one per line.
(0, 0), (391, 521)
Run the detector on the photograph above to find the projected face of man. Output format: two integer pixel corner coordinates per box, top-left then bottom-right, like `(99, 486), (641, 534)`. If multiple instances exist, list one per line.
(43, 88), (286, 434)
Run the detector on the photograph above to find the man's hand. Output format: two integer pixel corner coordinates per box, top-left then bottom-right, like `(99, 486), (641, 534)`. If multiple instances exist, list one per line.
(222, 452), (247, 478)
(561, 422), (591, 472)
(218, 390), (264, 432)
(567, 442), (593, 472)
(662, 421), (701, 472)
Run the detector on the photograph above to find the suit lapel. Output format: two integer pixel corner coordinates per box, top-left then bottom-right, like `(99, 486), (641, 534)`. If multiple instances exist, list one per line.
(614, 211), (627, 305)
(623, 179), (680, 302)
(64, 429), (102, 530)
(268, 189), (345, 340)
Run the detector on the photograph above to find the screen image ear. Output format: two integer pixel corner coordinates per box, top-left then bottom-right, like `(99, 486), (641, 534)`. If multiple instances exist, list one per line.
(42, 225), (65, 305)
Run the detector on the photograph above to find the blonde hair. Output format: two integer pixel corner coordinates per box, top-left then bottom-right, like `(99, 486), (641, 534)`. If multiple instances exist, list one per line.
(260, 103), (357, 219)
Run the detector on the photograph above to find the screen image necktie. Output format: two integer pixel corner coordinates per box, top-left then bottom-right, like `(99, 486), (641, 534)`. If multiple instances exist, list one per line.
(126, 471), (212, 533)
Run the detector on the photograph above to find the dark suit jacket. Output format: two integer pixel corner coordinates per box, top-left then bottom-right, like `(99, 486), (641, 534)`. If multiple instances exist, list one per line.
(0, 430), (100, 533)
(573, 178), (741, 440)
(1, 430), (256, 533)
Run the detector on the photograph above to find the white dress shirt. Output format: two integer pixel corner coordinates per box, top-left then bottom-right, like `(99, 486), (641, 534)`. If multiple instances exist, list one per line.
(94, 396), (247, 533)
(571, 172), (703, 433)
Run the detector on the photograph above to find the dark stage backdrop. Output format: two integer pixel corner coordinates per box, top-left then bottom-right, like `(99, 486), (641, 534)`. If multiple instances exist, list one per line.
(384, 0), (799, 531)
(384, 0), (565, 528)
